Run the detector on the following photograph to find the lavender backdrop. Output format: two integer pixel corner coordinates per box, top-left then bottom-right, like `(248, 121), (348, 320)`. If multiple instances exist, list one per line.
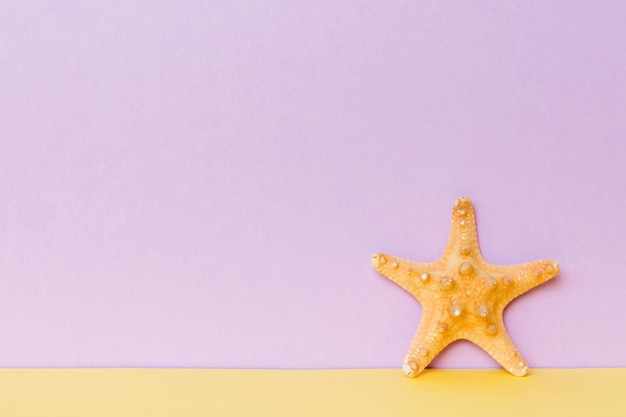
(1, 1), (625, 369)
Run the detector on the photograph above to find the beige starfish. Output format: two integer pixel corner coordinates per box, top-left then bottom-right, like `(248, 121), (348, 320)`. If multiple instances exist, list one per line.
(372, 196), (559, 377)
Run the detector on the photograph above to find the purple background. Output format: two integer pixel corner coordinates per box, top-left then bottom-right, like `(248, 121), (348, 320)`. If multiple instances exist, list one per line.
(1, 1), (625, 369)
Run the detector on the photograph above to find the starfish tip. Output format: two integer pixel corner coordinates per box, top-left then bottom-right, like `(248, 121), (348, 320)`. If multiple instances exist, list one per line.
(371, 252), (387, 269)
(509, 364), (529, 377)
(542, 260), (561, 280)
(402, 360), (420, 378)
(452, 196), (475, 218)
(454, 195), (473, 207)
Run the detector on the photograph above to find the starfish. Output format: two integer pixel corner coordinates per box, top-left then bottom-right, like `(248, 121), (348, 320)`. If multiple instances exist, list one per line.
(372, 196), (559, 377)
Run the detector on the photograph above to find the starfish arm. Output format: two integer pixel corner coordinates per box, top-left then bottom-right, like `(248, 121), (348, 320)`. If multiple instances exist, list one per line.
(401, 315), (455, 377)
(443, 196), (480, 255)
(489, 260), (560, 305)
(371, 253), (438, 301)
(468, 329), (529, 376)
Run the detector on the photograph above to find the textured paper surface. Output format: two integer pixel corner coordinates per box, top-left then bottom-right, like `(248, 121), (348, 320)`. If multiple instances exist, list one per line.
(1, 369), (625, 417)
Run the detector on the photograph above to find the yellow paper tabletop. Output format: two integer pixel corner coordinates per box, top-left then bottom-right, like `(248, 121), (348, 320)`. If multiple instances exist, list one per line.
(1, 368), (624, 416)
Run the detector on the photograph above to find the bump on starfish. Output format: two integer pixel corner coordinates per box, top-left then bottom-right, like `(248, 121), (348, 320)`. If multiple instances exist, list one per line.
(372, 196), (559, 377)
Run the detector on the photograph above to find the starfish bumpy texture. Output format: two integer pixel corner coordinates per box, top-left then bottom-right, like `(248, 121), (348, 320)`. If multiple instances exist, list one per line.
(372, 197), (559, 377)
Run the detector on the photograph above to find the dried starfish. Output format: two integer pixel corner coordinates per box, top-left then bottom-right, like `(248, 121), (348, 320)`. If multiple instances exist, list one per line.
(372, 196), (559, 377)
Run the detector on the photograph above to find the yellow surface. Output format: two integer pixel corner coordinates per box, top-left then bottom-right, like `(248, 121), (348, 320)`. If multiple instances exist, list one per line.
(1, 368), (624, 416)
